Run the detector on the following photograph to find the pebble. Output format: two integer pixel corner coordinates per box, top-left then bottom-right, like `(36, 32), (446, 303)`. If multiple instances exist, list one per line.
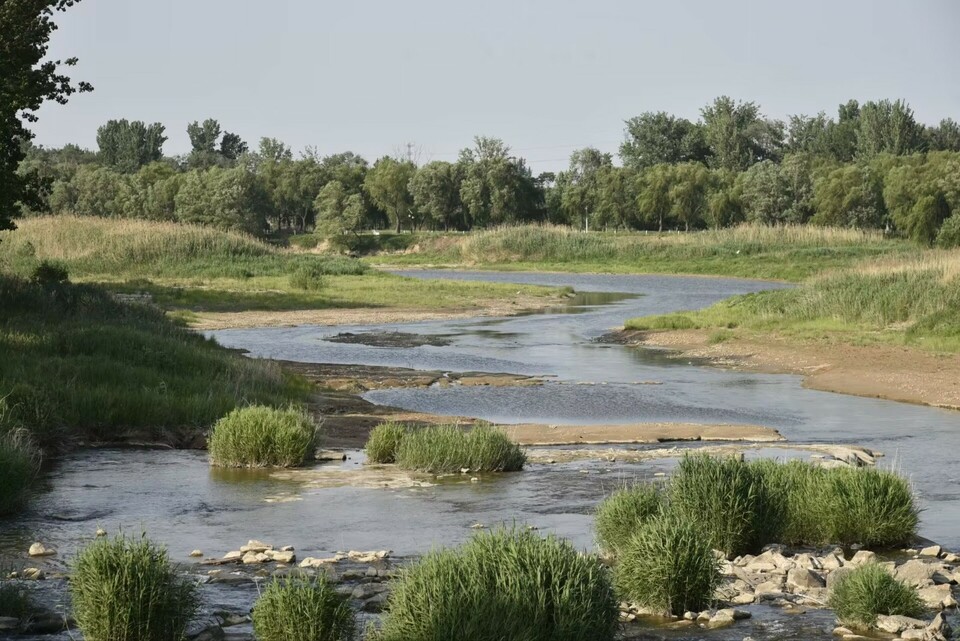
(95, 527), (107, 537)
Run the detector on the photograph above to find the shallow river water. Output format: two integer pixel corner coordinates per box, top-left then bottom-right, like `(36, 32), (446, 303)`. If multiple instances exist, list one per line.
(3, 270), (959, 640)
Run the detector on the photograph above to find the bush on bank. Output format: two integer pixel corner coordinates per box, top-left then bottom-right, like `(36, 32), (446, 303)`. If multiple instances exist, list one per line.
(378, 528), (617, 641)
(829, 563), (925, 629)
(252, 576), (356, 641)
(70, 534), (199, 641)
(394, 423), (526, 473)
(614, 513), (722, 616)
(208, 405), (318, 468)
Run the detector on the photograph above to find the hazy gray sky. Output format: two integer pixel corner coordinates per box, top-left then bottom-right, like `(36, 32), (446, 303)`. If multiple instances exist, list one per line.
(34, 0), (960, 172)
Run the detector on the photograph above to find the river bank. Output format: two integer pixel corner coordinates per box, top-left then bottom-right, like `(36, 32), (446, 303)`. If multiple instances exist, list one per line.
(604, 329), (960, 411)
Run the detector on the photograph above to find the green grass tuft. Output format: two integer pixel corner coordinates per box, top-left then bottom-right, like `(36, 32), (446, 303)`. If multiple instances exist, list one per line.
(252, 576), (356, 641)
(0, 427), (40, 515)
(393, 423), (526, 473)
(614, 513), (721, 616)
(289, 264), (327, 291)
(208, 405), (318, 468)
(0, 581), (33, 620)
(824, 467), (919, 548)
(594, 484), (663, 555)
(379, 527), (617, 641)
(364, 421), (410, 464)
(829, 563), (925, 629)
(70, 533), (199, 641)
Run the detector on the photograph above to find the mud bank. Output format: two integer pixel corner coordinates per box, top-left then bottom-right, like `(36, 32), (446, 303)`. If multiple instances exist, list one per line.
(603, 329), (960, 411)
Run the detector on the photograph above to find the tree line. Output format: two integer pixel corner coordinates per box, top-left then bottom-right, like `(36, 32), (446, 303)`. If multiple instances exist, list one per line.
(15, 97), (960, 246)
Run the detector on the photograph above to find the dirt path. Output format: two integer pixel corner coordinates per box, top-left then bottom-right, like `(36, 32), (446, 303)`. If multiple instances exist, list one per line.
(283, 361), (784, 448)
(606, 329), (960, 411)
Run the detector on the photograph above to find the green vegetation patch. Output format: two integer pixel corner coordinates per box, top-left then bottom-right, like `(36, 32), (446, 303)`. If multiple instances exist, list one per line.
(208, 405), (318, 468)
(0, 581), (33, 621)
(387, 423), (526, 473)
(364, 421), (409, 464)
(252, 576), (356, 641)
(614, 513), (722, 616)
(0, 427), (40, 516)
(0, 275), (306, 450)
(829, 563), (925, 629)
(378, 528), (617, 641)
(71, 534), (200, 641)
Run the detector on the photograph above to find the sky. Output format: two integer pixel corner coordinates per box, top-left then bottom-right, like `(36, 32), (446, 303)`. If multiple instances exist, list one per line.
(32, 0), (960, 173)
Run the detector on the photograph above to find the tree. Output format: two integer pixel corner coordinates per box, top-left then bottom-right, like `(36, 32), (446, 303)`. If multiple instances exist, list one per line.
(737, 154), (817, 225)
(786, 113), (831, 156)
(856, 100), (923, 158)
(701, 96), (775, 171)
(364, 156), (416, 232)
(314, 180), (364, 235)
(96, 119), (166, 172)
(174, 167), (266, 234)
(823, 100), (861, 162)
(812, 163), (886, 228)
(219, 131), (248, 160)
(1, 0), (92, 229)
(561, 147), (612, 230)
(925, 119), (960, 152)
(410, 161), (464, 230)
(457, 137), (541, 227)
(594, 166), (638, 229)
(186, 118), (239, 169)
(884, 152), (960, 244)
(635, 164), (676, 232)
(620, 112), (708, 169)
(668, 162), (713, 230)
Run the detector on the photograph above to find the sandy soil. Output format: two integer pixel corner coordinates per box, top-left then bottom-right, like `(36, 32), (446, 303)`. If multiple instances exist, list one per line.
(607, 329), (960, 411)
(280, 361), (784, 448)
(188, 294), (559, 330)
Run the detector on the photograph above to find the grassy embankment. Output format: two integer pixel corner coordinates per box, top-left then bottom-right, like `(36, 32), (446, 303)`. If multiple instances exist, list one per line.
(625, 250), (960, 352)
(0, 217), (562, 323)
(346, 224), (915, 282)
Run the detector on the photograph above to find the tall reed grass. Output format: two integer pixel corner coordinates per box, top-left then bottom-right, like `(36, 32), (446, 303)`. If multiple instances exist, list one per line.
(614, 513), (722, 616)
(70, 534), (199, 641)
(252, 576), (356, 641)
(594, 484), (663, 554)
(392, 423), (526, 473)
(208, 405), (318, 468)
(364, 421), (409, 464)
(0, 581), (32, 620)
(828, 563), (925, 629)
(378, 528), (617, 641)
(0, 428), (40, 515)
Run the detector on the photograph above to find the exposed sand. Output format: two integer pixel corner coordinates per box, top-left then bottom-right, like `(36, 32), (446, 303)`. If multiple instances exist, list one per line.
(500, 422), (782, 446)
(187, 294), (560, 330)
(608, 329), (960, 411)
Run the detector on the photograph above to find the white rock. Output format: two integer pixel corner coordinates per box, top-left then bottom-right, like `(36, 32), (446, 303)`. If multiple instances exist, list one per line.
(189, 549), (203, 557)
(786, 567), (825, 590)
(22, 567), (44, 580)
(896, 559), (938, 587)
(239, 540), (272, 553)
(820, 553), (844, 570)
(222, 550), (243, 562)
(28, 542), (56, 557)
(920, 545), (943, 558)
(95, 528), (107, 537)
(874, 614), (925, 634)
(848, 550), (876, 566)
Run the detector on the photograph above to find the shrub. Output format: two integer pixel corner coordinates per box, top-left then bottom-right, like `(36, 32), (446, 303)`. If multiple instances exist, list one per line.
(824, 467), (918, 548)
(668, 454), (767, 557)
(829, 563), (924, 629)
(364, 421), (409, 464)
(0, 428), (40, 515)
(394, 423), (526, 473)
(379, 528), (617, 641)
(208, 405), (318, 468)
(614, 513), (721, 616)
(936, 214), (960, 248)
(252, 576), (356, 641)
(31, 259), (69, 286)
(594, 484), (663, 555)
(71, 534), (199, 641)
(749, 459), (828, 547)
(289, 263), (327, 291)
(0, 581), (32, 620)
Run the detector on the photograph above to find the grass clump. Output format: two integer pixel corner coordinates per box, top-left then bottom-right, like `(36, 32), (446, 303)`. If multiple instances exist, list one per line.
(289, 264), (328, 291)
(824, 467), (919, 549)
(364, 421), (409, 464)
(252, 576), (356, 641)
(0, 581), (33, 620)
(394, 423), (526, 473)
(0, 428), (40, 515)
(379, 527), (617, 641)
(614, 513), (721, 616)
(71, 533), (199, 641)
(594, 484), (663, 555)
(829, 563), (925, 629)
(208, 405), (318, 468)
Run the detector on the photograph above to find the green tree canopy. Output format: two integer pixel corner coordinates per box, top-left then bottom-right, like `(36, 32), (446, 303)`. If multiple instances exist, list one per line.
(96, 119), (166, 172)
(364, 156), (417, 232)
(620, 112), (708, 169)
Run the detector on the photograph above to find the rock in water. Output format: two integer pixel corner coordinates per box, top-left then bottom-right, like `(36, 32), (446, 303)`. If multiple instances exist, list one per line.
(28, 542), (56, 557)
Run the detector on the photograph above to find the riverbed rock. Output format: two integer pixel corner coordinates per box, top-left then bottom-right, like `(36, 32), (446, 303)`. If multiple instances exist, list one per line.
(848, 550), (877, 566)
(190, 549), (203, 557)
(820, 553), (844, 571)
(896, 559), (939, 587)
(239, 540), (272, 553)
(920, 545), (943, 558)
(943, 552), (960, 564)
(706, 609), (735, 628)
(95, 527), (107, 537)
(874, 614), (926, 634)
(21, 567), (44, 580)
(794, 553), (823, 570)
(28, 542), (56, 557)
(299, 556), (341, 568)
(825, 566), (854, 589)
(222, 550), (243, 562)
(787, 567), (825, 590)
(917, 584), (955, 609)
